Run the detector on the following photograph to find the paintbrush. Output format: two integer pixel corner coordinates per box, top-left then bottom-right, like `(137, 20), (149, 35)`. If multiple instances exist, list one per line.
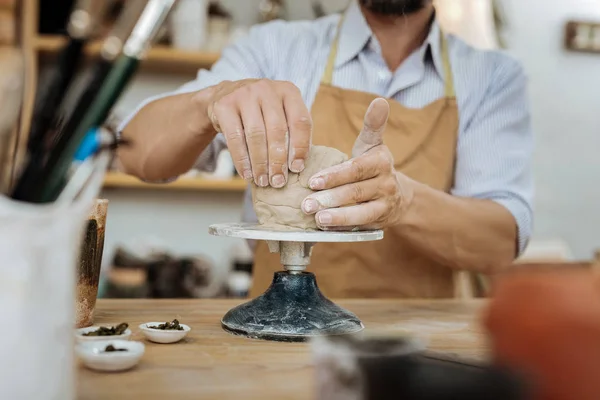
(61, 126), (131, 205)
(43, 0), (148, 156)
(10, 0), (103, 198)
(71, 126), (131, 171)
(11, 0), (148, 202)
(57, 149), (113, 206)
(38, 0), (175, 203)
(25, 0), (96, 161)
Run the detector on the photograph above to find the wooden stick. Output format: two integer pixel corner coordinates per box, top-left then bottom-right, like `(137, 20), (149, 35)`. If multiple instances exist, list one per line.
(0, 46), (24, 193)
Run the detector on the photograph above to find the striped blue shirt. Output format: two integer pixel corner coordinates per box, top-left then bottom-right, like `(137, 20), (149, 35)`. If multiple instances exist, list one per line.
(123, 1), (534, 253)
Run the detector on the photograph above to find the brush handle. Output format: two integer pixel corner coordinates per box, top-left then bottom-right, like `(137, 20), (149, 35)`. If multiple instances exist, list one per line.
(49, 59), (115, 151)
(11, 59), (114, 202)
(27, 38), (85, 155)
(40, 56), (140, 202)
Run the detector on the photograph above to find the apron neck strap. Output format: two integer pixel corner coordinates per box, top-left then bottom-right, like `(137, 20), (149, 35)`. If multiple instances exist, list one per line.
(439, 28), (455, 98)
(322, 14), (345, 86)
(321, 13), (456, 99)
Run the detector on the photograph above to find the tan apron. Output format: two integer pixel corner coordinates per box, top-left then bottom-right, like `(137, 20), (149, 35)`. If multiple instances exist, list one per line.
(251, 16), (466, 299)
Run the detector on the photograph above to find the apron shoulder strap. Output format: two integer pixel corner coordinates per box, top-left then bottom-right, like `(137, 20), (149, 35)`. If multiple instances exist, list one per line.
(322, 14), (345, 86)
(439, 28), (455, 98)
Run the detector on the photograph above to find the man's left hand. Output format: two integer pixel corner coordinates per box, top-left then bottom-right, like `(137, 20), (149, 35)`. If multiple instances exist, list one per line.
(301, 98), (415, 230)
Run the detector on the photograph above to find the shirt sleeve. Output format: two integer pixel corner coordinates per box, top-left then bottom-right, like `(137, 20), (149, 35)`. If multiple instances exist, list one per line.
(118, 23), (276, 175)
(451, 57), (534, 256)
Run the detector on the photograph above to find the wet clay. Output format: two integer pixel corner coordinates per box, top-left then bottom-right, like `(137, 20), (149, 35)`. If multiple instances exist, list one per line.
(252, 145), (348, 230)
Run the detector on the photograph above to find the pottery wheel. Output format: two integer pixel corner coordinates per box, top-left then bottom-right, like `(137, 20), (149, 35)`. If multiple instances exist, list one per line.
(209, 223), (384, 342)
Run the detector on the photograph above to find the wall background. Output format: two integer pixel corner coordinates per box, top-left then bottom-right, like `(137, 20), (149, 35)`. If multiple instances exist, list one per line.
(100, 0), (599, 275)
(500, 0), (600, 259)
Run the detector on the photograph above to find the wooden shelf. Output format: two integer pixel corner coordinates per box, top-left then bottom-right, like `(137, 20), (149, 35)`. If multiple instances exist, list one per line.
(34, 35), (220, 73)
(102, 172), (247, 192)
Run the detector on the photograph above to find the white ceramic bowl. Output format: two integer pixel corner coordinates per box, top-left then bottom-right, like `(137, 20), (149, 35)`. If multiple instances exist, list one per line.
(75, 325), (132, 343)
(76, 340), (145, 372)
(139, 322), (191, 344)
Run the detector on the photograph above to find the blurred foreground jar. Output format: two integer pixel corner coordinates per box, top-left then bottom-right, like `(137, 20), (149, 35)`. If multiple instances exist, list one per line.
(311, 334), (525, 400)
(485, 264), (600, 400)
(75, 199), (108, 328)
(0, 153), (108, 400)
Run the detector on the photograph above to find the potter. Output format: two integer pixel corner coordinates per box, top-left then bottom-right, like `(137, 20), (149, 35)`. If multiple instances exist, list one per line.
(118, 0), (533, 298)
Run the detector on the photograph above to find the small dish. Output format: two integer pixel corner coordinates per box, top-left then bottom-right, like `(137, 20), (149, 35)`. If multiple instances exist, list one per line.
(139, 322), (191, 343)
(76, 340), (145, 372)
(75, 325), (132, 343)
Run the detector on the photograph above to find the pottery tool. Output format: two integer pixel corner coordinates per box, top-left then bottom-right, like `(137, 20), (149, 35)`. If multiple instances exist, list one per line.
(73, 126), (127, 163)
(25, 0), (97, 163)
(68, 125), (129, 182)
(11, 0), (149, 202)
(208, 223), (383, 342)
(11, 0), (105, 200)
(37, 0), (175, 203)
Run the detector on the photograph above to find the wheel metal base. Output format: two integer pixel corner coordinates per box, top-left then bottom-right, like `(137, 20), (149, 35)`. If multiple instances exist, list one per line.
(210, 223), (380, 342)
(221, 271), (364, 342)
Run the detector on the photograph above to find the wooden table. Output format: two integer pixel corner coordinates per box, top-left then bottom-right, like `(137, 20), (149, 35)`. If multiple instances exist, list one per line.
(78, 299), (489, 400)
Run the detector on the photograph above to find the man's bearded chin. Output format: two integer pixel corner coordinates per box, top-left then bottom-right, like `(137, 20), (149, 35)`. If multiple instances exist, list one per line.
(359, 0), (429, 15)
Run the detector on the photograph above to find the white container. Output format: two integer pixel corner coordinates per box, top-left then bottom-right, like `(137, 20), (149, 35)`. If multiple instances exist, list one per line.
(0, 154), (110, 400)
(169, 0), (209, 51)
(75, 326), (133, 343)
(76, 340), (145, 372)
(139, 322), (191, 343)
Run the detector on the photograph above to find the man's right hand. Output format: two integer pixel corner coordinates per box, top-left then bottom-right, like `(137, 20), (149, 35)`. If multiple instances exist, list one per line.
(193, 79), (313, 188)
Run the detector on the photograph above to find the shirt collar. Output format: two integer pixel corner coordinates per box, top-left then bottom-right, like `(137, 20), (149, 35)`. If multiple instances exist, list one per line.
(334, 1), (445, 78)
(423, 17), (445, 79)
(334, 1), (372, 68)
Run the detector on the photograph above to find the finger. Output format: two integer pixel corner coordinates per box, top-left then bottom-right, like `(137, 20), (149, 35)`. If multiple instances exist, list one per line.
(301, 177), (381, 215)
(206, 81), (248, 130)
(314, 200), (388, 228)
(308, 148), (391, 190)
(279, 82), (312, 173)
(213, 102), (252, 180)
(239, 98), (269, 187)
(260, 94), (289, 188)
(352, 98), (390, 158)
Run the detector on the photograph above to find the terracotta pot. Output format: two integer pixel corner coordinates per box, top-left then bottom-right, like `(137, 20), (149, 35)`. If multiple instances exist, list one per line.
(75, 199), (108, 328)
(484, 266), (600, 400)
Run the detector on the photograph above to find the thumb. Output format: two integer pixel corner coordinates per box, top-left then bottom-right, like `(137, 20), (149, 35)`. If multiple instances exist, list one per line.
(352, 98), (390, 157)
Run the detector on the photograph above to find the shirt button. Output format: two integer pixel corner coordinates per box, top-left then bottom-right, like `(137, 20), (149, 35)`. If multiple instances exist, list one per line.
(378, 70), (389, 80)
